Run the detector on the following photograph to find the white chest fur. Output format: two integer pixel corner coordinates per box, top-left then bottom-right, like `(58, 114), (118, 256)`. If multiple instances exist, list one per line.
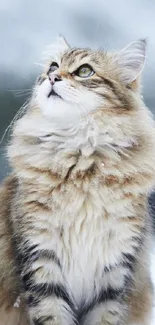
(32, 177), (138, 307)
(39, 203), (136, 308)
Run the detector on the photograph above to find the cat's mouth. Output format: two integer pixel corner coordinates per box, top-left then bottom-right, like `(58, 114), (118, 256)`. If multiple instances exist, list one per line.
(48, 89), (61, 99)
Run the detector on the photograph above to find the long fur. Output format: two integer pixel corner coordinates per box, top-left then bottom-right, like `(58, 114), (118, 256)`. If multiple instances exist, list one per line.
(0, 38), (155, 325)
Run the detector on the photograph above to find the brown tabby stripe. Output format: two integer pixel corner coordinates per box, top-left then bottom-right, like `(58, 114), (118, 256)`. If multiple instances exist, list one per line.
(16, 241), (61, 273)
(28, 294), (40, 307)
(100, 76), (131, 109)
(78, 78), (122, 106)
(100, 77), (116, 90)
(23, 249), (62, 268)
(71, 49), (89, 57)
(80, 52), (89, 59)
(100, 77), (120, 97)
(28, 283), (75, 310)
(98, 93), (114, 102)
(62, 48), (81, 60)
(103, 249), (138, 274)
(63, 49), (89, 65)
(77, 287), (123, 323)
(33, 316), (53, 325)
(122, 253), (137, 271)
(80, 79), (102, 88)
(95, 92), (119, 106)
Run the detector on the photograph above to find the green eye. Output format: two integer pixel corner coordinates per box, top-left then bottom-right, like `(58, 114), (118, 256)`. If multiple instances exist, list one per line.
(75, 64), (94, 78)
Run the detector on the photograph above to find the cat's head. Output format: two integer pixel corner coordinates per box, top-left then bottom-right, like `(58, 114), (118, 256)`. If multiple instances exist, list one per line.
(34, 36), (146, 129)
(10, 37), (155, 178)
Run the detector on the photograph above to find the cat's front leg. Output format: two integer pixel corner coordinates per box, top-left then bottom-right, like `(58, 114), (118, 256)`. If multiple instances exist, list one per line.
(82, 298), (124, 325)
(81, 262), (131, 325)
(17, 242), (77, 325)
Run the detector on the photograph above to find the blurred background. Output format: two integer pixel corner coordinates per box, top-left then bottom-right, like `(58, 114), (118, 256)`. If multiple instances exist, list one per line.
(0, 0), (155, 186)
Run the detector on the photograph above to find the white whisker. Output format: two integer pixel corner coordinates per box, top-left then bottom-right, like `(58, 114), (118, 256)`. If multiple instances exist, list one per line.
(7, 89), (32, 98)
(0, 100), (29, 146)
(34, 62), (46, 68)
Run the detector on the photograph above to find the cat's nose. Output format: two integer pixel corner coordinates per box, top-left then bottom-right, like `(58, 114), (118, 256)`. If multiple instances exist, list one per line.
(48, 73), (62, 85)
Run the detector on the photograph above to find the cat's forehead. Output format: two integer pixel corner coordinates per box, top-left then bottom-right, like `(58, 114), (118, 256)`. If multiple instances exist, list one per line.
(60, 48), (92, 70)
(58, 48), (106, 72)
(62, 48), (91, 63)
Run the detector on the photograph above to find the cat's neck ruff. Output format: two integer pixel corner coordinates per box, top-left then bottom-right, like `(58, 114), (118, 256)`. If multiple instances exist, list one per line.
(13, 109), (133, 158)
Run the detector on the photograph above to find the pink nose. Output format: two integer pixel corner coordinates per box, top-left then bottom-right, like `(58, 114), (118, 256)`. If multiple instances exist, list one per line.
(48, 73), (61, 85)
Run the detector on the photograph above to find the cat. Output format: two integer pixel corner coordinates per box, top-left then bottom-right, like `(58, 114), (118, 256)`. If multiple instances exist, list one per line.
(0, 36), (155, 325)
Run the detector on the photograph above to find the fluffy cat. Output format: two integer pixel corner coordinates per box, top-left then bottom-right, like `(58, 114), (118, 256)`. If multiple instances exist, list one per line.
(0, 36), (155, 325)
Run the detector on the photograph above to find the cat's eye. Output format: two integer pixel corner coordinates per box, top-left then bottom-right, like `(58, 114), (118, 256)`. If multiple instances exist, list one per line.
(48, 62), (59, 73)
(74, 64), (94, 78)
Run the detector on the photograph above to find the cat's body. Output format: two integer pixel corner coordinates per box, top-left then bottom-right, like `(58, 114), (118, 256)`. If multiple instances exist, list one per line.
(0, 37), (155, 325)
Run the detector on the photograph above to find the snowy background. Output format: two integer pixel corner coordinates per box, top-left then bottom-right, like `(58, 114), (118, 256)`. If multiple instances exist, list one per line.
(0, 1), (155, 322)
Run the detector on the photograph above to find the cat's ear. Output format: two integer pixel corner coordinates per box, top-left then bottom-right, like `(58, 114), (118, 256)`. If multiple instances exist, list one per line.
(43, 35), (70, 61)
(116, 39), (147, 86)
(54, 35), (70, 53)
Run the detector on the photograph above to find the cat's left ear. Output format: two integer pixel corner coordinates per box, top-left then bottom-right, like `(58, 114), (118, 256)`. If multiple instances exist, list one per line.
(54, 35), (70, 53)
(116, 39), (147, 86)
(43, 35), (70, 61)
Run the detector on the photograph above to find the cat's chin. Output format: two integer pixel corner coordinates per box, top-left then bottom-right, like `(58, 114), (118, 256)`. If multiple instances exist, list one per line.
(34, 79), (83, 128)
(35, 78), (101, 129)
(36, 96), (83, 129)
